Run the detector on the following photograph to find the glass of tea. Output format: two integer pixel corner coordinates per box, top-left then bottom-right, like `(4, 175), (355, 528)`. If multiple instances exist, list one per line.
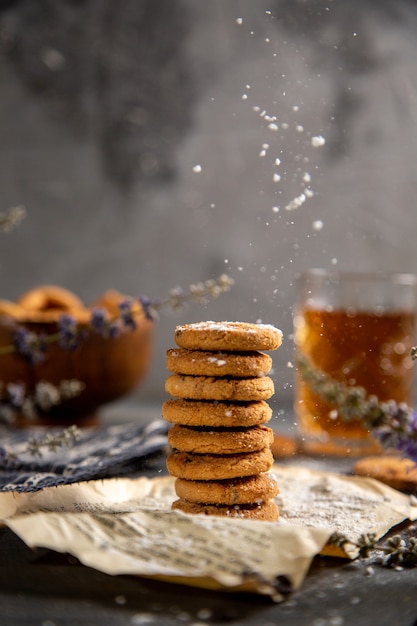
(293, 269), (417, 456)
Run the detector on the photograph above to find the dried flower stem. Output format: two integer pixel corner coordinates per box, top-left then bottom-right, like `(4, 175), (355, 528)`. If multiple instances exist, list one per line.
(0, 274), (235, 362)
(329, 531), (417, 568)
(1, 424), (81, 465)
(138, 274), (235, 319)
(295, 352), (417, 461)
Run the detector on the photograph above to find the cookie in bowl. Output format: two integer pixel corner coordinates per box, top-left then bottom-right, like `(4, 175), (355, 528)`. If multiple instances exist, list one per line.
(0, 285), (154, 425)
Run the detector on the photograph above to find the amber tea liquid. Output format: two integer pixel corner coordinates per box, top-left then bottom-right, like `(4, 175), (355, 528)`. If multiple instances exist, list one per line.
(295, 307), (415, 455)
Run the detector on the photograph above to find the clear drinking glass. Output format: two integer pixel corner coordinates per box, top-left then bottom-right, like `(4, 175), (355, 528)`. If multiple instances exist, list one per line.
(293, 269), (417, 456)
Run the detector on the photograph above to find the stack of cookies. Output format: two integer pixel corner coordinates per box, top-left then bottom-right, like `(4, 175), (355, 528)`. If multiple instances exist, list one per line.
(163, 321), (283, 521)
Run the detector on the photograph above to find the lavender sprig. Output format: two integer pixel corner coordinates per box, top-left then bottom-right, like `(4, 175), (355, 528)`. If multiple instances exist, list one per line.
(295, 352), (417, 462)
(57, 314), (81, 350)
(0, 274), (235, 363)
(13, 327), (48, 364)
(1, 424), (81, 466)
(328, 531), (417, 568)
(139, 274), (235, 321)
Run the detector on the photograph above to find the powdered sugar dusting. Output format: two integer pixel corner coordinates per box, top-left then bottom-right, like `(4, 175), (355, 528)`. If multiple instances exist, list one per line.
(176, 321), (282, 338)
(207, 357), (227, 366)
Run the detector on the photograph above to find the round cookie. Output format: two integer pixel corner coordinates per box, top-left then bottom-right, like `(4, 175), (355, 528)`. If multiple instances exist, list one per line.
(168, 423), (274, 454)
(15, 285), (90, 323)
(175, 472), (279, 505)
(174, 321), (283, 352)
(165, 374), (274, 401)
(0, 300), (27, 321)
(172, 498), (279, 521)
(162, 399), (272, 427)
(166, 448), (274, 481)
(166, 348), (272, 378)
(17, 285), (84, 312)
(353, 455), (417, 493)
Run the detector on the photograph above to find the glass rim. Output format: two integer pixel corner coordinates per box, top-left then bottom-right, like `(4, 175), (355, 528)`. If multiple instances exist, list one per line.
(296, 268), (417, 286)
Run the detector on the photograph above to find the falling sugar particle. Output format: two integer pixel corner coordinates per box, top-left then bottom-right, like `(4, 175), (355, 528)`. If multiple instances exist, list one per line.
(238, 266), (243, 271)
(242, 94), (248, 100)
(286, 361), (294, 368)
(262, 143), (270, 149)
(275, 157), (281, 166)
(305, 188), (314, 198)
(259, 150), (267, 157)
(303, 172), (311, 183)
(192, 164), (202, 173)
(313, 220), (323, 231)
(296, 125), (304, 132)
(236, 18), (243, 24)
(285, 193), (306, 211)
(273, 173), (281, 182)
(272, 206), (279, 213)
(331, 258), (338, 265)
(292, 105), (299, 111)
(311, 135), (326, 147)
(268, 123), (279, 131)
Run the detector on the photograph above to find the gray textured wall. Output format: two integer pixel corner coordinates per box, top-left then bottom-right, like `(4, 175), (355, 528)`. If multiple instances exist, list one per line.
(1, 0), (417, 425)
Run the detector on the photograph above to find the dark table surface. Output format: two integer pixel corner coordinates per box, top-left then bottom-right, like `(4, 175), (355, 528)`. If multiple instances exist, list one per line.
(1, 412), (417, 626)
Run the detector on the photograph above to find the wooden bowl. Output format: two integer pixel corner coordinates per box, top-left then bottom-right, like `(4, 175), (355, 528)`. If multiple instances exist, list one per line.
(0, 286), (154, 426)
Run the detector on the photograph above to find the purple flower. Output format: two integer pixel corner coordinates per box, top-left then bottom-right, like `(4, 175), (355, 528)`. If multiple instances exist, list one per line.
(138, 295), (158, 321)
(14, 327), (47, 363)
(57, 314), (79, 350)
(371, 405), (417, 464)
(393, 411), (417, 463)
(90, 308), (107, 335)
(118, 299), (137, 331)
(108, 321), (121, 338)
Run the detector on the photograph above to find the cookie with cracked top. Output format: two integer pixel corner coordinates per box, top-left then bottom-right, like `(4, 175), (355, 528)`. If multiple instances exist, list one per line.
(168, 423), (274, 454)
(166, 448), (274, 481)
(162, 399), (272, 427)
(166, 348), (272, 378)
(174, 321), (283, 352)
(172, 498), (279, 521)
(353, 455), (417, 493)
(165, 374), (274, 401)
(174, 472), (279, 505)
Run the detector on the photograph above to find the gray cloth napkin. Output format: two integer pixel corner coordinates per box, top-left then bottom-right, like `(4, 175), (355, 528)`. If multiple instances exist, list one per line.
(0, 420), (169, 492)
